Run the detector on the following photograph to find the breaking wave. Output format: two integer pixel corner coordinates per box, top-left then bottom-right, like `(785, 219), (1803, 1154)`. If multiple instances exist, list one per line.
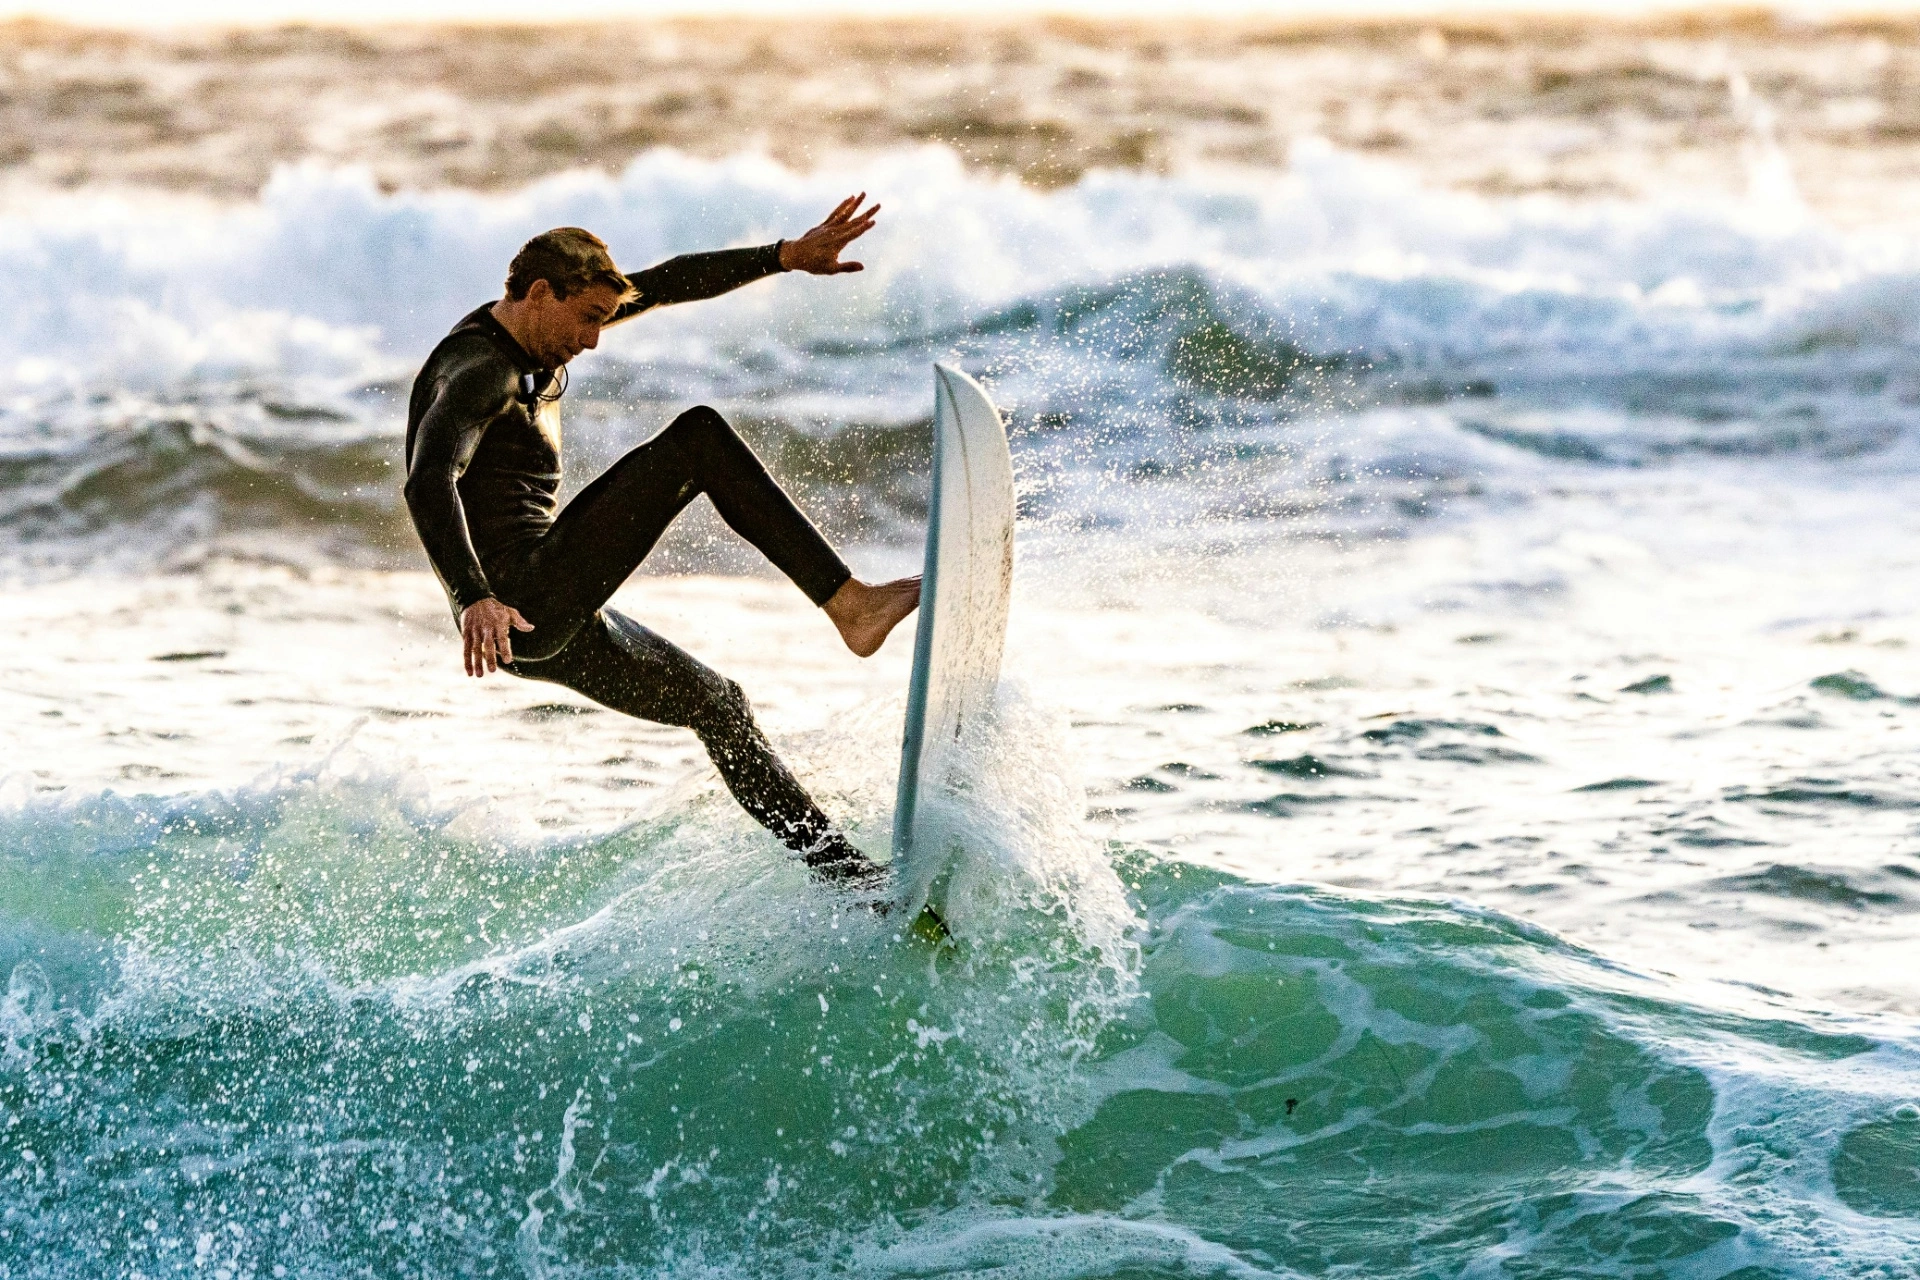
(4, 143), (1920, 574)
(2, 713), (1916, 1277)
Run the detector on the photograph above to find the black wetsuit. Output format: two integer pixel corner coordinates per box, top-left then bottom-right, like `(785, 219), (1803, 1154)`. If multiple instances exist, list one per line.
(404, 243), (870, 878)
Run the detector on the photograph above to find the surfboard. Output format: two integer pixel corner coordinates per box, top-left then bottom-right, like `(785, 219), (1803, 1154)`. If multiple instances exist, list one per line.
(891, 364), (1015, 906)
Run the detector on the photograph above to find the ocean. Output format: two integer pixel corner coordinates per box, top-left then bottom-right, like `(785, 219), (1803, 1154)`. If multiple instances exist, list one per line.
(1, 16), (1919, 1278)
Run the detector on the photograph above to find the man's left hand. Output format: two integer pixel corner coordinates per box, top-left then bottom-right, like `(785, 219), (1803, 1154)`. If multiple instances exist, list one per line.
(780, 193), (879, 275)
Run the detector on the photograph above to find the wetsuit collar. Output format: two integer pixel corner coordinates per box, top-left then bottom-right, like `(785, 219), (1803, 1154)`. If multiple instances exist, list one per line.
(455, 304), (566, 404)
(458, 304), (541, 373)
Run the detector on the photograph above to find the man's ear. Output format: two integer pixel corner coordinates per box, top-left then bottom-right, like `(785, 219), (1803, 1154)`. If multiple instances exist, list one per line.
(525, 278), (555, 306)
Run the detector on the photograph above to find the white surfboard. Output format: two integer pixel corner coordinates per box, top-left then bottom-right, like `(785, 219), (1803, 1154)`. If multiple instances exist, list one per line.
(891, 364), (1015, 890)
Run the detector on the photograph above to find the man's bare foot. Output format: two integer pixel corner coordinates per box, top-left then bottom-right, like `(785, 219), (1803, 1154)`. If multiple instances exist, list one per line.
(822, 576), (921, 657)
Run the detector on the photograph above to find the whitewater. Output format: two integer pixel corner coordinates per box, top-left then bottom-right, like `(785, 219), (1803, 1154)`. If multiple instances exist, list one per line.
(3, 138), (1920, 1277)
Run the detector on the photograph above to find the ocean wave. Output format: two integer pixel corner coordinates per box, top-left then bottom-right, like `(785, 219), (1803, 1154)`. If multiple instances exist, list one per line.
(1, 749), (1915, 1277)
(6, 144), (1914, 386)
(4, 144), (1920, 574)
(0, 385), (945, 578)
(0, 393), (411, 575)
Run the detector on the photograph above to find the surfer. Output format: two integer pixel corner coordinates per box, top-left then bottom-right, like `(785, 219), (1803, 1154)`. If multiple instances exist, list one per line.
(404, 195), (919, 891)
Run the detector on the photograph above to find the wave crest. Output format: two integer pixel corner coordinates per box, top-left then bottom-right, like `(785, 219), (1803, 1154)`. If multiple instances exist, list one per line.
(5, 144), (1920, 575)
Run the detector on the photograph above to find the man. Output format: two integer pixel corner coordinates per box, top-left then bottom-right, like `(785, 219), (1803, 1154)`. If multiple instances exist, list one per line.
(404, 195), (919, 891)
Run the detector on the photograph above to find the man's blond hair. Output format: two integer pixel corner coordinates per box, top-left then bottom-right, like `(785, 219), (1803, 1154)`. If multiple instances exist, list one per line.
(505, 227), (636, 303)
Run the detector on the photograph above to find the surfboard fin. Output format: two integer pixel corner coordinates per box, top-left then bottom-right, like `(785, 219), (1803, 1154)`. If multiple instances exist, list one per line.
(910, 903), (953, 946)
(855, 896), (949, 946)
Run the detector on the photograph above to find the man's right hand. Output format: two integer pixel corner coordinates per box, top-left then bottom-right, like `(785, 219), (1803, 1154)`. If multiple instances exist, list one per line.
(460, 598), (534, 677)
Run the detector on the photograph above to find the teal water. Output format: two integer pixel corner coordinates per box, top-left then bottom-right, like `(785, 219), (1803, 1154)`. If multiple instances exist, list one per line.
(3, 708), (1917, 1280)
(7, 123), (1920, 1278)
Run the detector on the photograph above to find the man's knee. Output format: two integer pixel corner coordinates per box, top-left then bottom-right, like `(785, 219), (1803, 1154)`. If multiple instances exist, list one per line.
(689, 673), (755, 738)
(670, 403), (733, 443)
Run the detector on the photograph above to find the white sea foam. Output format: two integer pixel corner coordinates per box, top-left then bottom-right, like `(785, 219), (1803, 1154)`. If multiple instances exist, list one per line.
(0, 142), (1914, 404)
(5, 141), (1916, 584)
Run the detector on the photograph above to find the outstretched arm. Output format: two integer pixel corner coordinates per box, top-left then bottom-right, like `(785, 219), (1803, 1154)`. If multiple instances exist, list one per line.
(610, 193), (881, 324)
(613, 242), (785, 322)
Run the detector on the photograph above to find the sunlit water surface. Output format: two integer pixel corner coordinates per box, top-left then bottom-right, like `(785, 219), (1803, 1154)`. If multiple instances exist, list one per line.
(2, 129), (1919, 1276)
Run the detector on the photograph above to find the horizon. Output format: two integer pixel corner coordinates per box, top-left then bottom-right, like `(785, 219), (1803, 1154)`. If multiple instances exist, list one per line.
(10, 0), (1920, 29)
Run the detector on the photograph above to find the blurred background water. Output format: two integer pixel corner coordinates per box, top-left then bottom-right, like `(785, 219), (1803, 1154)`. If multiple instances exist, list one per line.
(1, 13), (1919, 1278)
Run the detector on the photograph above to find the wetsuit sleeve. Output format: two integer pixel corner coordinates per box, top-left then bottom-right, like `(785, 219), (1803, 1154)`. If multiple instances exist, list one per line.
(403, 358), (517, 613)
(611, 242), (786, 324)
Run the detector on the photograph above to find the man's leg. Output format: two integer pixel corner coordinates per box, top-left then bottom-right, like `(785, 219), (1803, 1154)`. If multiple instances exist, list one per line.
(506, 609), (882, 886)
(500, 405), (851, 663)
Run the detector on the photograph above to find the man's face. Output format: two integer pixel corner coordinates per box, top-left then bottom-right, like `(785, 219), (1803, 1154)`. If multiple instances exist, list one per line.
(524, 281), (623, 369)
